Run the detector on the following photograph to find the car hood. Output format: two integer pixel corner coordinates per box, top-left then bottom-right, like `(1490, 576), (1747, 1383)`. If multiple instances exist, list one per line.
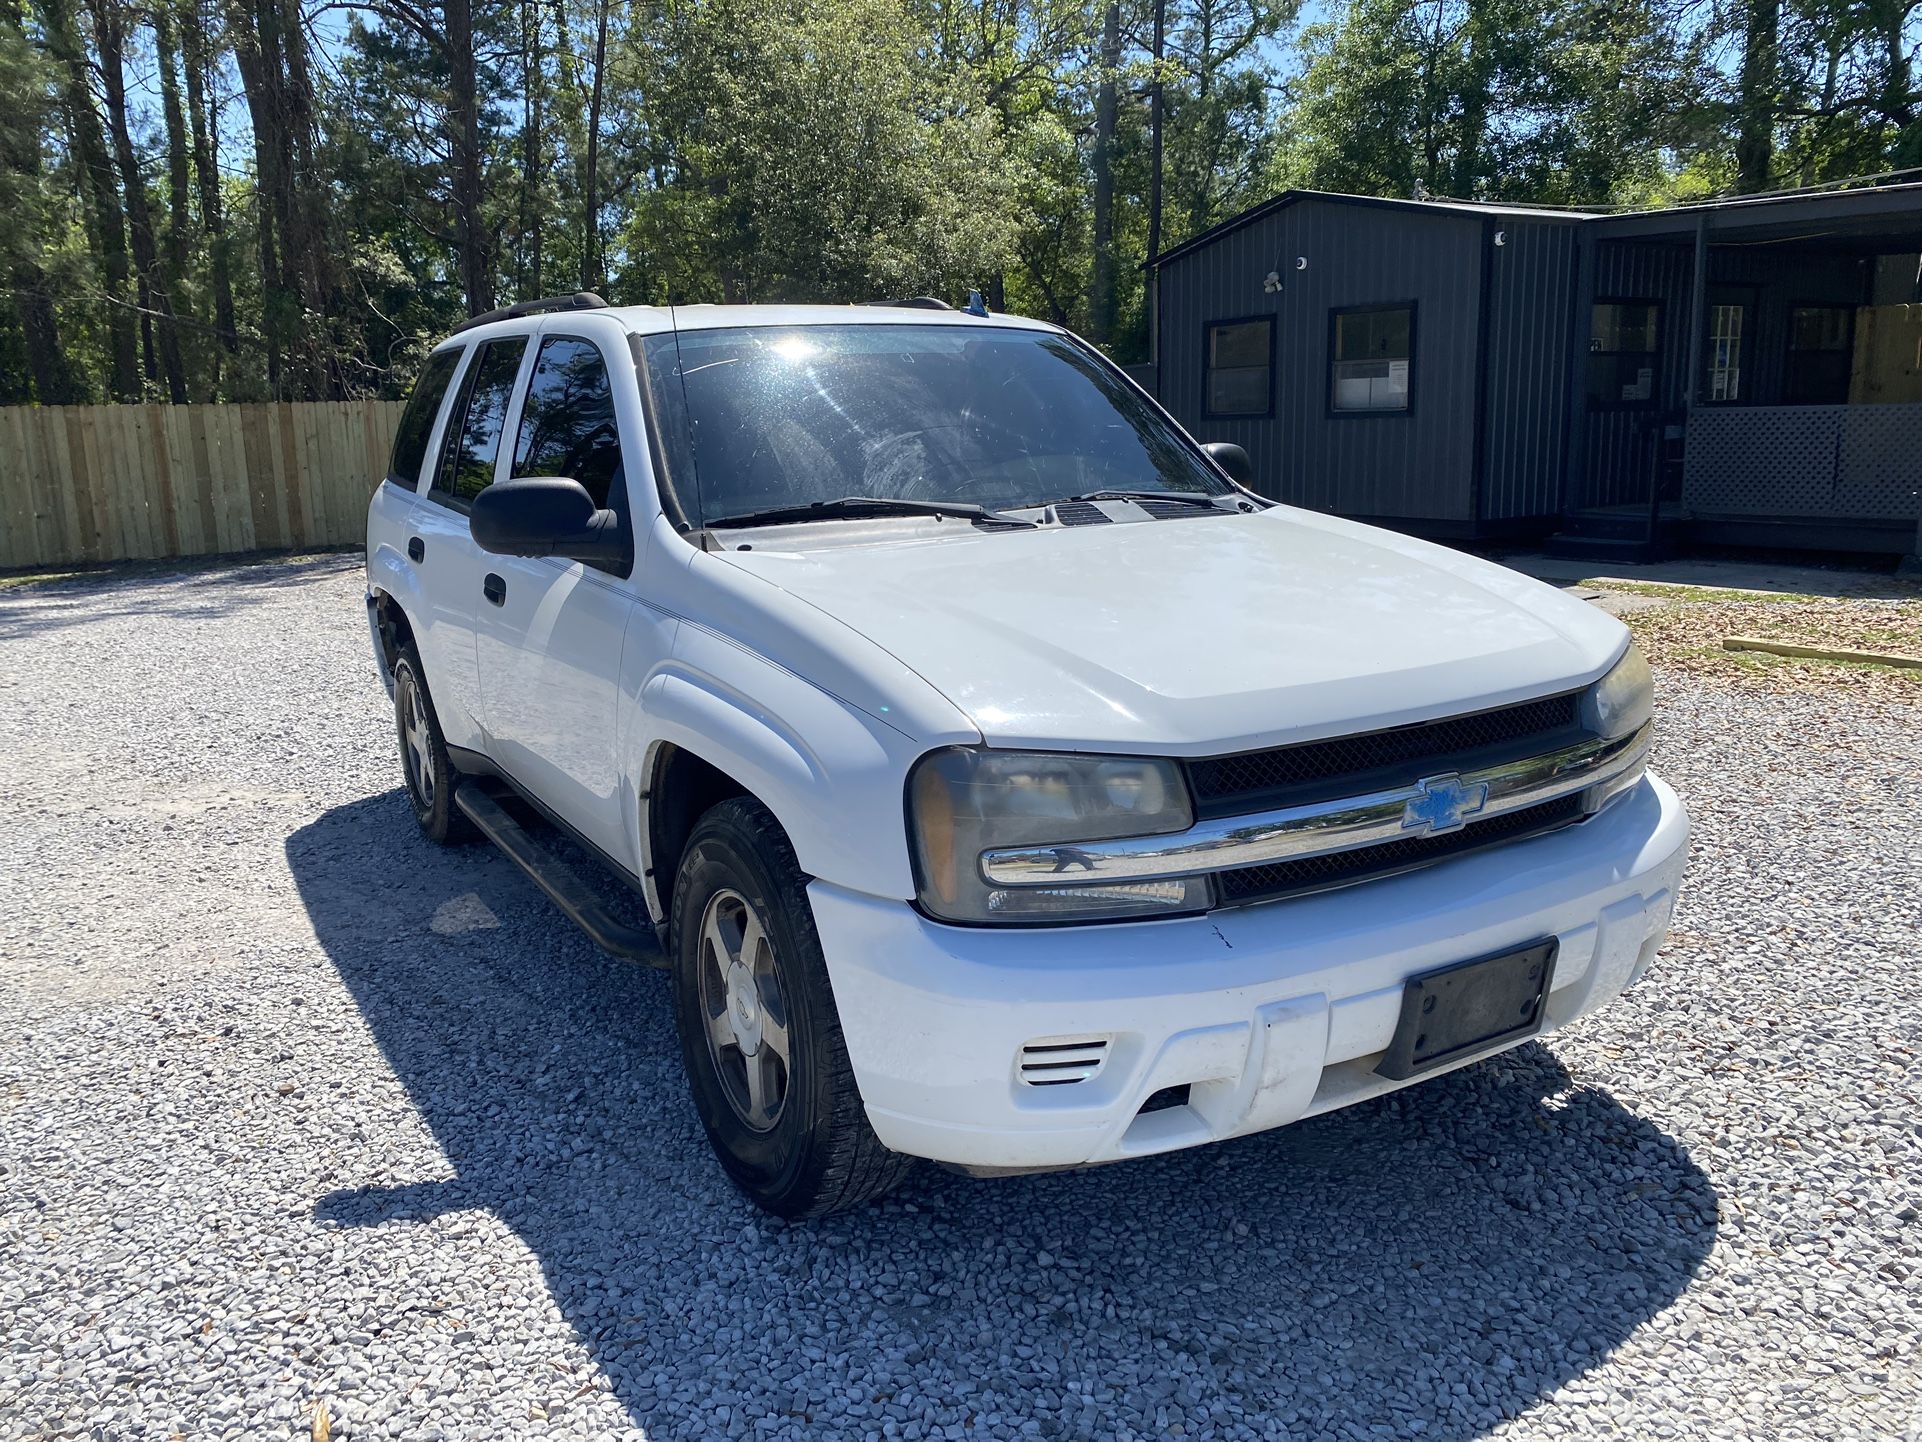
(717, 507), (1628, 754)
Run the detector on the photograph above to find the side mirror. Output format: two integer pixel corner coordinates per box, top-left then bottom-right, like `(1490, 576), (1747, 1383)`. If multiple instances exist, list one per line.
(1203, 442), (1255, 489)
(470, 477), (627, 566)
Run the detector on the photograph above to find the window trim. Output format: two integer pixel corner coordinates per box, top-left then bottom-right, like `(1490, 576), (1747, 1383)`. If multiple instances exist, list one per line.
(1201, 314), (1276, 420)
(1326, 301), (1417, 419)
(1586, 296), (1663, 413)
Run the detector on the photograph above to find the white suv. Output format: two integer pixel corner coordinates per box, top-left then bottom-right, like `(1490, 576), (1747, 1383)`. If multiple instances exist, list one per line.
(365, 294), (1689, 1216)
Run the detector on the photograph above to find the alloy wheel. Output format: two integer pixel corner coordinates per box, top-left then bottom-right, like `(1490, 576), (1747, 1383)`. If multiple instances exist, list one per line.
(696, 888), (792, 1131)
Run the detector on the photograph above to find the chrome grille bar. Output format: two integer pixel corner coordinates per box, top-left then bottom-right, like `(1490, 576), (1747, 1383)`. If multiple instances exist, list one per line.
(979, 723), (1653, 888)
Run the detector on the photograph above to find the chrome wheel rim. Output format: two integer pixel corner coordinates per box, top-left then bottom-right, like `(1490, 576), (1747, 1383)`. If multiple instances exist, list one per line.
(697, 888), (791, 1132)
(399, 673), (435, 808)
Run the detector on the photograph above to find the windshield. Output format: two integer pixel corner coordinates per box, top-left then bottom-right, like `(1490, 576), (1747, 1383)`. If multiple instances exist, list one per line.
(638, 323), (1230, 527)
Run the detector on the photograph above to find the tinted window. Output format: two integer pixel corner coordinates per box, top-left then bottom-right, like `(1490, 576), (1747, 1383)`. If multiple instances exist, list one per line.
(1205, 319), (1271, 417)
(434, 338), (527, 504)
(641, 324), (1227, 526)
(1587, 300), (1661, 409)
(512, 338), (625, 509)
(1331, 305), (1413, 412)
(388, 348), (462, 487)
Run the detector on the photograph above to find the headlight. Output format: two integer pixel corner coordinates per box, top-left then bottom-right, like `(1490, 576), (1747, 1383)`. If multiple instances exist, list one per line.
(907, 748), (1209, 924)
(1582, 641), (1654, 811)
(1583, 641), (1653, 740)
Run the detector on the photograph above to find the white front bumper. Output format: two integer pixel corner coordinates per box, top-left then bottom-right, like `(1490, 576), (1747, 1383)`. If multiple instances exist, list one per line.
(809, 772), (1689, 1170)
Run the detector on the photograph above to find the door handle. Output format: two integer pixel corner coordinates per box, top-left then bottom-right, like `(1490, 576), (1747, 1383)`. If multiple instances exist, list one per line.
(483, 573), (506, 606)
(407, 536), (425, 563)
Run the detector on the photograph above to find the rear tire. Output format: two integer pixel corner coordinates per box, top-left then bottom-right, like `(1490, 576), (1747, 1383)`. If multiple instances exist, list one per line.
(393, 646), (475, 846)
(670, 797), (915, 1217)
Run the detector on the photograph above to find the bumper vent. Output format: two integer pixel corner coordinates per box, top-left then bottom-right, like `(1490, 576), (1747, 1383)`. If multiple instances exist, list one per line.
(1018, 1036), (1110, 1086)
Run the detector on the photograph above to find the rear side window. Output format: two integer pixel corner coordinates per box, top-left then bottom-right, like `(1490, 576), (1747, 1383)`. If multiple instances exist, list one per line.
(511, 338), (626, 510)
(387, 348), (462, 487)
(432, 337), (528, 506)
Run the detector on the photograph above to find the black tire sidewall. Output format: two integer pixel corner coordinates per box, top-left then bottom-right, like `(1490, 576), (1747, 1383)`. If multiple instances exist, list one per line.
(392, 649), (459, 842)
(671, 808), (838, 1211)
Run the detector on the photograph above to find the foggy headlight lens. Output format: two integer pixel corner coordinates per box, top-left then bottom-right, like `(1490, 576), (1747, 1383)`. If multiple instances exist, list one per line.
(1582, 641), (1655, 811)
(908, 748), (1206, 924)
(1583, 641), (1653, 740)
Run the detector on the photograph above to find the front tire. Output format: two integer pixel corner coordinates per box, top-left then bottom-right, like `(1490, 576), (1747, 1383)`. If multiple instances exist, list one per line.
(670, 798), (915, 1217)
(392, 646), (474, 846)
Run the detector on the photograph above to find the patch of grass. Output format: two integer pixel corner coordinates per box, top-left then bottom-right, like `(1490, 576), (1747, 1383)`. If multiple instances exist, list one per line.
(1580, 578), (1819, 604)
(1622, 593), (1922, 700)
(0, 568), (91, 590)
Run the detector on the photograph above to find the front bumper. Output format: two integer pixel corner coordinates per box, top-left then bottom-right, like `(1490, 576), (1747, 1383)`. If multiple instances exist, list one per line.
(809, 771), (1689, 1171)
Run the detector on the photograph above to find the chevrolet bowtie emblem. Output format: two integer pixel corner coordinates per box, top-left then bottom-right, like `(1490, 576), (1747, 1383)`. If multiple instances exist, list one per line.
(1401, 772), (1490, 836)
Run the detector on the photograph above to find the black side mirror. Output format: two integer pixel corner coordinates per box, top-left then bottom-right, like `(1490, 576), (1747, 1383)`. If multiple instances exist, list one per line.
(1203, 442), (1255, 489)
(470, 477), (628, 566)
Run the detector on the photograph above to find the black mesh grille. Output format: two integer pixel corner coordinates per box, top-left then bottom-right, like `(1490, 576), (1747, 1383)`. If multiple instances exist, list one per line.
(1189, 692), (1581, 813)
(1215, 794), (1587, 906)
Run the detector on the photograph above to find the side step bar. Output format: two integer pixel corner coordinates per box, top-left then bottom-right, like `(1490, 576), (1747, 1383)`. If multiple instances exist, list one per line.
(454, 784), (668, 968)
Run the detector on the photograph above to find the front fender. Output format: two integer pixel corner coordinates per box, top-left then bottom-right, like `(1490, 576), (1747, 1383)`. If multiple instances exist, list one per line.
(632, 622), (969, 906)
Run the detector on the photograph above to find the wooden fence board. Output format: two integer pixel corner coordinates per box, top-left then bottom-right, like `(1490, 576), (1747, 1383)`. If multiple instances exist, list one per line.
(0, 401), (405, 570)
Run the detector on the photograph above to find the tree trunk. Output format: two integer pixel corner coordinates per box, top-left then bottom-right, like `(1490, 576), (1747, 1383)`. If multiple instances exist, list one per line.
(41, 0), (139, 397)
(182, 0), (238, 373)
(581, 0), (608, 294)
(1087, 0), (1120, 345)
(521, 0), (543, 297)
(1735, 0), (1779, 193)
(1145, 0), (1163, 362)
(90, 0), (190, 401)
(227, 0), (284, 394)
(2, 0), (85, 400)
(445, 0), (491, 315)
(153, 1), (199, 393)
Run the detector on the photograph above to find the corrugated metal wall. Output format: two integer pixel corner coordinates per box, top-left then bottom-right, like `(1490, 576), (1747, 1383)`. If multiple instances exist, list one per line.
(1158, 199), (1486, 523)
(1479, 221), (1579, 521)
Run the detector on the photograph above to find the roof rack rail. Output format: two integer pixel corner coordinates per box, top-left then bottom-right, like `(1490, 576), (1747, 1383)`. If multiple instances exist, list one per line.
(452, 291), (608, 334)
(862, 296), (952, 310)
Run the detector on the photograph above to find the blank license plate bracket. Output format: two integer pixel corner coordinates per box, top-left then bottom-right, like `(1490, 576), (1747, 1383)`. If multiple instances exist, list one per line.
(1375, 939), (1558, 1081)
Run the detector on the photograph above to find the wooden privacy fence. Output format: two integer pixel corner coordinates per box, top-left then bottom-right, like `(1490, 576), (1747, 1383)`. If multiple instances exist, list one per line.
(0, 400), (405, 571)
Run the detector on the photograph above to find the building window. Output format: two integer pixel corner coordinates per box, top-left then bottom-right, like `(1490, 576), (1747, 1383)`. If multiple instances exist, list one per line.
(1330, 305), (1413, 413)
(1204, 319), (1272, 417)
(1785, 305), (1854, 405)
(1705, 303), (1746, 402)
(1587, 300), (1660, 409)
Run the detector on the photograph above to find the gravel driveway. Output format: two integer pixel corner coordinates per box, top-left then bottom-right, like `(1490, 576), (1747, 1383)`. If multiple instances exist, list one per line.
(2, 555), (1917, 1442)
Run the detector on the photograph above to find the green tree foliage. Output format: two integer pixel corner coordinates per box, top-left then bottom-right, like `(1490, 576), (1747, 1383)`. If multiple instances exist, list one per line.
(0, 0), (1916, 399)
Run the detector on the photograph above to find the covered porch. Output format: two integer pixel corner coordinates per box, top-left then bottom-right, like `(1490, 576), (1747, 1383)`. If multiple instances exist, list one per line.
(1557, 183), (1922, 561)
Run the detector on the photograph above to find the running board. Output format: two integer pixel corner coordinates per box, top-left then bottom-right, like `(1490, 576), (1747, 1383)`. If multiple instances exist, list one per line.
(454, 784), (668, 968)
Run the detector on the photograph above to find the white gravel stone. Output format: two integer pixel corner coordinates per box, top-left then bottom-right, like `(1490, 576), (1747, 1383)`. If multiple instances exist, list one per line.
(1, 555), (1918, 1441)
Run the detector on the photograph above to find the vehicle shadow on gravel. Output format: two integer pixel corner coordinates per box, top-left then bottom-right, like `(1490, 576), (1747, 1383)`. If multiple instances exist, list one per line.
(290, 793), (1718, 1442)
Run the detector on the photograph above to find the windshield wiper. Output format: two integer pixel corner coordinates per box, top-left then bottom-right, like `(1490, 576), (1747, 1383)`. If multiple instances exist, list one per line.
(705, 496), (1037, 529)
(1057, 489), (1224, 509)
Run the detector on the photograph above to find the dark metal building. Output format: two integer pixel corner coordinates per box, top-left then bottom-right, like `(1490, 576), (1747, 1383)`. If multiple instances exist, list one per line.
(1146, 186), (1922, 558)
